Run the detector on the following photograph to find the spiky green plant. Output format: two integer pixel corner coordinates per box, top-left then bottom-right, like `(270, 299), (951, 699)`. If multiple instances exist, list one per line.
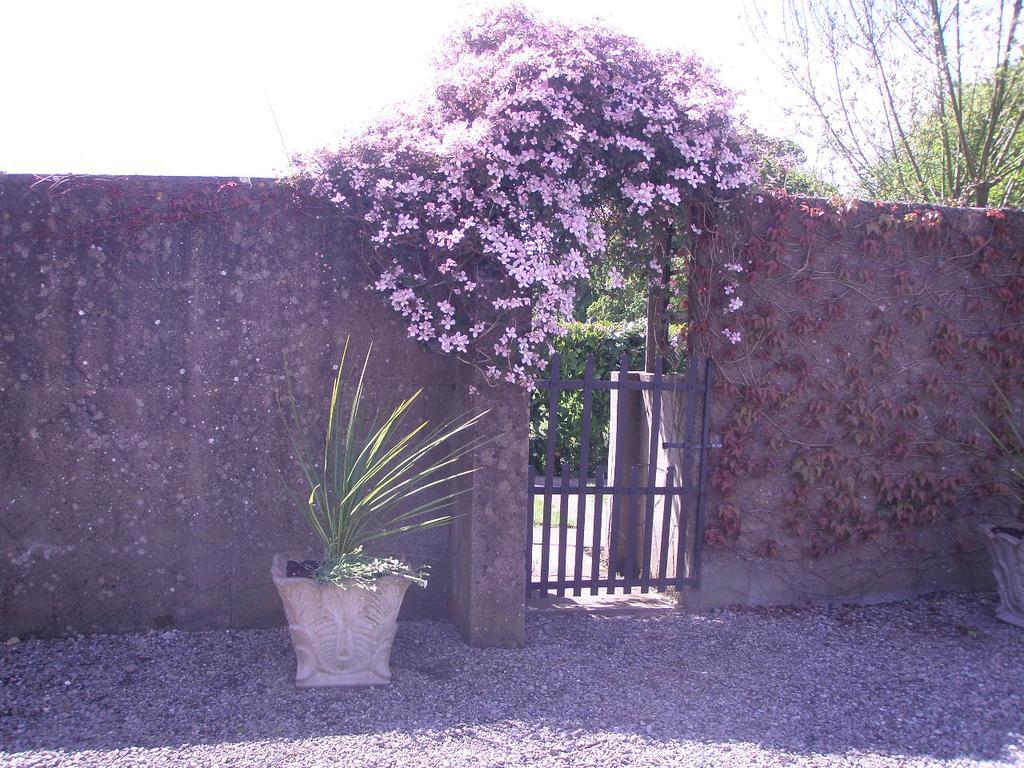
(980, 379), (1024, 509)
(281, 339), (488, 587)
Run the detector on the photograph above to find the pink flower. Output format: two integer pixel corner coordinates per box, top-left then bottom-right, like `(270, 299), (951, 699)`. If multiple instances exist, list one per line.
(295, 5), (753, 385)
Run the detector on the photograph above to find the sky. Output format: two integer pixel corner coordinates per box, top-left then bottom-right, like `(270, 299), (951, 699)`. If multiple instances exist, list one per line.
(0, 0), (809, 179)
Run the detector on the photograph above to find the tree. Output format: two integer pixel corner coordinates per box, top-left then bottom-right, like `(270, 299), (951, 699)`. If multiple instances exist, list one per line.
(573, 259), (648, 325)
(866, 60), (1024, 206)
(749, 133), (841, 197)
(752, 0), (1023, 207)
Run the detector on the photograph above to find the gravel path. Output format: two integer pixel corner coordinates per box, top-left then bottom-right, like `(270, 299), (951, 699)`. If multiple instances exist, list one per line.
(2, 592), (1022, 767)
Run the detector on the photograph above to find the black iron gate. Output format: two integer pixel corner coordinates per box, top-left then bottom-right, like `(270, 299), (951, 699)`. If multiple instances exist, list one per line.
(527, 354), (715, 598)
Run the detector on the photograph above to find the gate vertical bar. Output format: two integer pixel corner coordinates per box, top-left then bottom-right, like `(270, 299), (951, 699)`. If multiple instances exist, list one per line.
(608, 353), (630, 595)
(692, 359), (715, 587)
(526, 464), (535, 597)
(640, 356), (664, 593)
(658, 465), (676, 583)
(573, 354), (596, 596)
(590, 464), (605, 595)
(539, 353), (561, 598)
(675, 361), (699, 588)
(556, 465), (570, 595)
(623, 463), (641, 594)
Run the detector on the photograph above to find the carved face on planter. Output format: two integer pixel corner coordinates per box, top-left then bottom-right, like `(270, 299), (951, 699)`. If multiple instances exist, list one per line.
(272, 555), (413, 687)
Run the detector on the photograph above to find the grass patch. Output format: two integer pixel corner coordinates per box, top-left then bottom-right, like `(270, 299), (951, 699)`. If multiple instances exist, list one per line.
(532, 496), (578, 528)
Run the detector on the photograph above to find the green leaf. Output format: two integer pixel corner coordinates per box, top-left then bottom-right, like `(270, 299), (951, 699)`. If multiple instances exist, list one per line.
(280, 338), (489, 578)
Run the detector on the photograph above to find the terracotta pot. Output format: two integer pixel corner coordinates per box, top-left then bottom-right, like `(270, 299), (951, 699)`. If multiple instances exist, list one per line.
(271, 554), (413, 687)
(978, 524), (1024, 629)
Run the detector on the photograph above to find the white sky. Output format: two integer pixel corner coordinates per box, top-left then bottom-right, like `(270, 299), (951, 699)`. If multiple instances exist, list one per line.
(0, 0), (808, 178)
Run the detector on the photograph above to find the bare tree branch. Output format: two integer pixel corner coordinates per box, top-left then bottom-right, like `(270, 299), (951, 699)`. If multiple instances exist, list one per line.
(749, 0), (1023, 207)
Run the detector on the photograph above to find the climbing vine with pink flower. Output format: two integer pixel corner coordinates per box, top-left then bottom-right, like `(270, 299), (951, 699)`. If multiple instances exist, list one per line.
(295, 6), (754, 385)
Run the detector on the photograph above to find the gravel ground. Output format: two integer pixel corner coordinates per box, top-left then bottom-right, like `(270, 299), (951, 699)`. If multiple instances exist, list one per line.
(1, 592), (1022, 767)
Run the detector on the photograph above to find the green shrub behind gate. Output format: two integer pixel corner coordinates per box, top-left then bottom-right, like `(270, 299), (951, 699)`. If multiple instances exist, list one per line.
(529, 322), (647, 478)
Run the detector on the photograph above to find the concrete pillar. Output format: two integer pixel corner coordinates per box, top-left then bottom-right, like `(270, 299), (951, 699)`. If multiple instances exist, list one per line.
(447, 363), (528, 647)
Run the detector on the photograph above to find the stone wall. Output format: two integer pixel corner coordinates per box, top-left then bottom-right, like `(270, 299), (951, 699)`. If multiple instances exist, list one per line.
(8, 173), (1018, 637)
(0, 174), (526, 642)
(686, 195), (1024, 608)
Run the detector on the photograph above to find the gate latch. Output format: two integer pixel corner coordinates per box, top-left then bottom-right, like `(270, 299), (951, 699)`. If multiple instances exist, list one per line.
(662, 437), (721, 450)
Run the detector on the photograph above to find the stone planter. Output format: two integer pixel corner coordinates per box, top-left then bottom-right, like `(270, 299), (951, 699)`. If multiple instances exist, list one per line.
(271, 554), (413, 687)
(978, 524), (1024, 629)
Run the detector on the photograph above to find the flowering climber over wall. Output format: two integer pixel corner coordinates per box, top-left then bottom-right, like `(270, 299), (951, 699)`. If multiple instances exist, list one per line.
(295, 5), (754, 385)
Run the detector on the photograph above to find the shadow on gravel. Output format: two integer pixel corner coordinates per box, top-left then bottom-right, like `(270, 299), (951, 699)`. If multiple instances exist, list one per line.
(1, 593), (1022, 763)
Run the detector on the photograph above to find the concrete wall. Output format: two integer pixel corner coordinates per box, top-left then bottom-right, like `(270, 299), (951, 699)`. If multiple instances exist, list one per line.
(0, 174), (527, 642)
(11, 172), (1013, 636)
(684, 196), (1024, 608)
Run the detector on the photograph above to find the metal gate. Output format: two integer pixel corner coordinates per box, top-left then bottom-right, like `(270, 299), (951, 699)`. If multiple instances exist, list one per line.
(527, 354), (715, 598)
